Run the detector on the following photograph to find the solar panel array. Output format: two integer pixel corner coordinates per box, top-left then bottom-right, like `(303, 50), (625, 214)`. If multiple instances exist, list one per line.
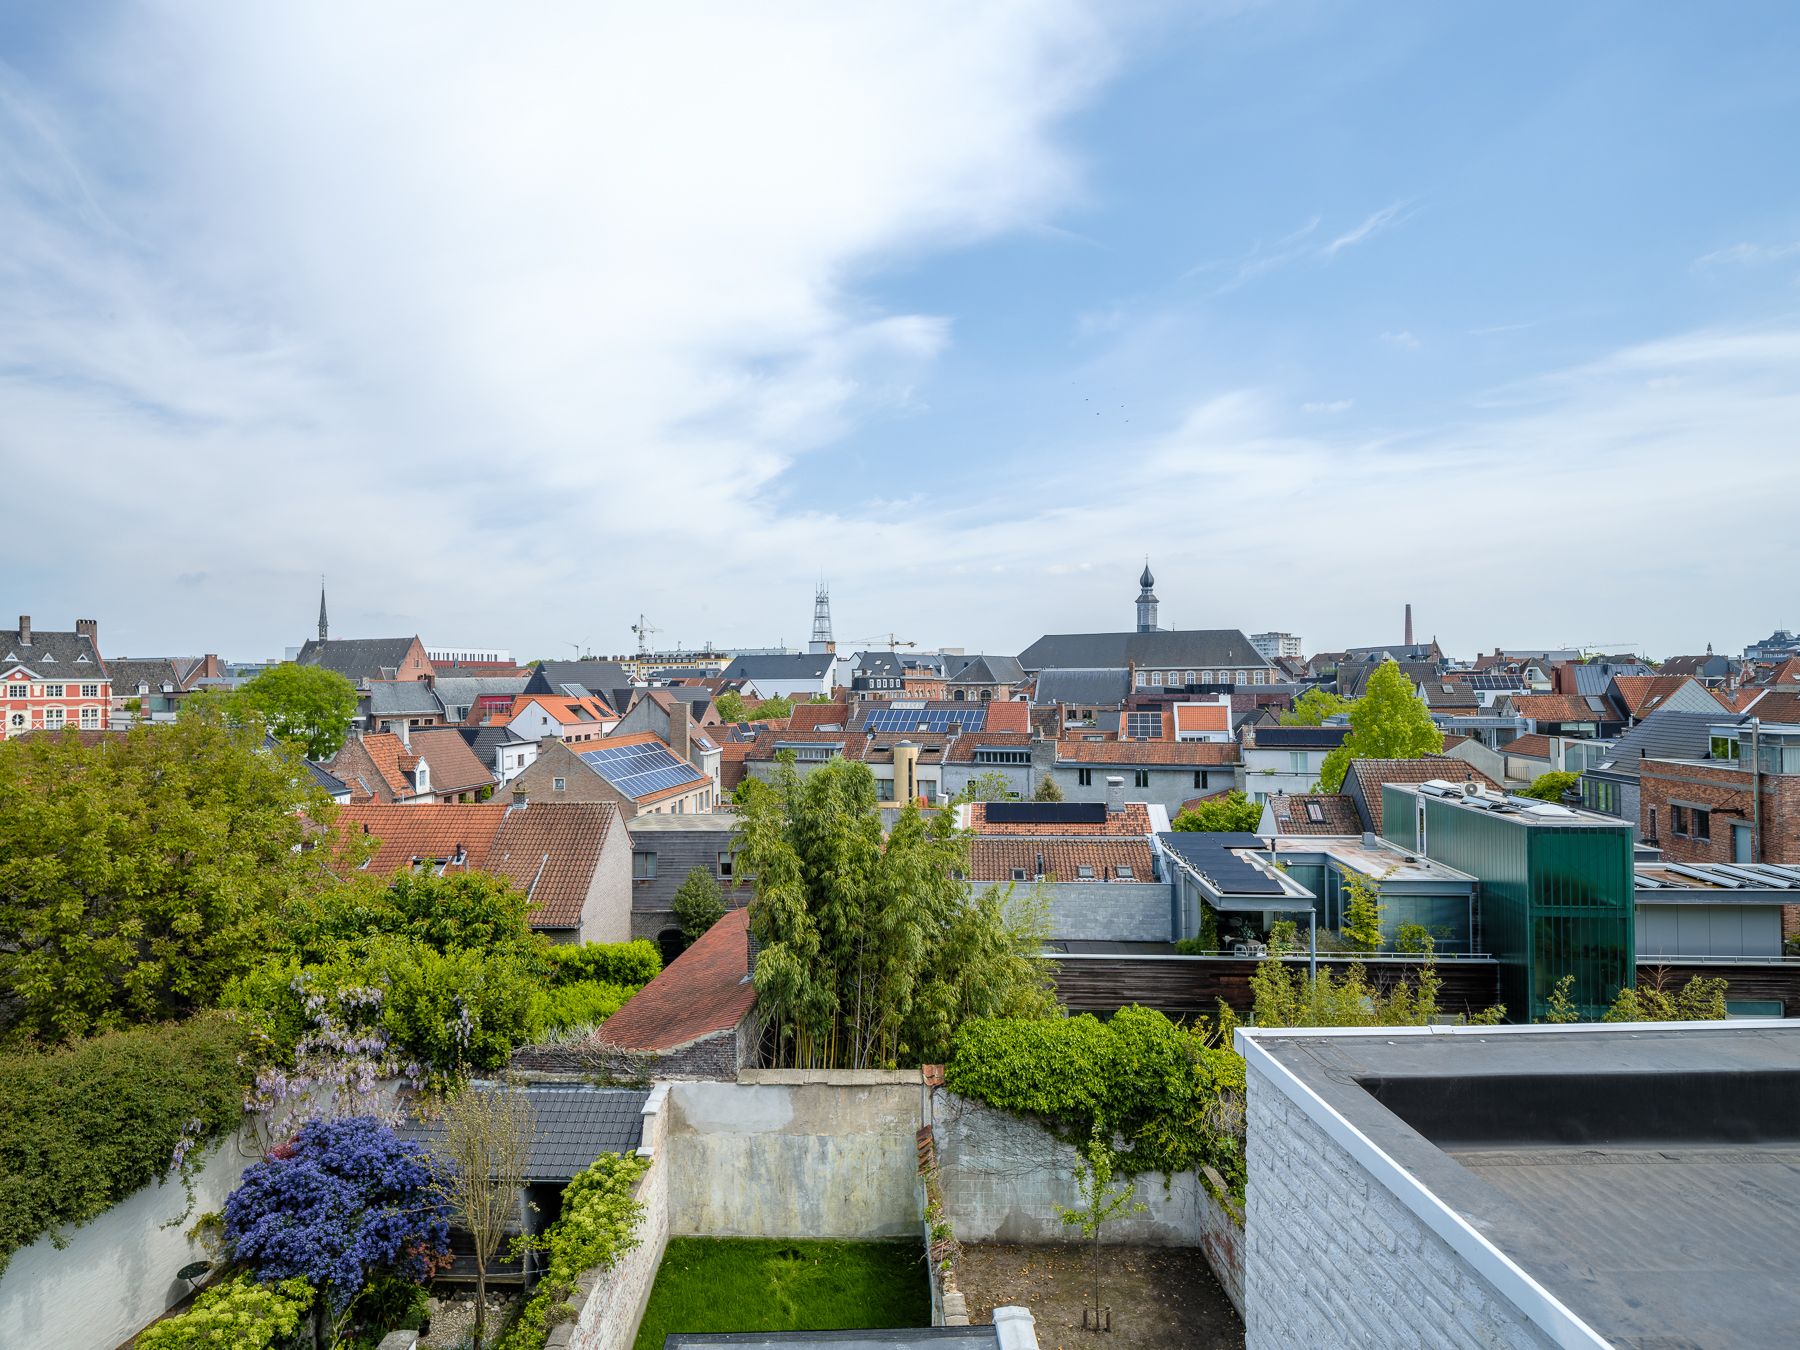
(984, 802), (1108, 825)
(861, 707), (987, 735)
(1158, 831), (1286, 894)
(578, 741), (706, 800)
(1467, 674), (1525, 690)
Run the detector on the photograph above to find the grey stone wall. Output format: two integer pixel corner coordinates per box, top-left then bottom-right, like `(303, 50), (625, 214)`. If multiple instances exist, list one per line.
(509, 1019), (753, 1082)
(1243, 1062), (1558, 1350)
(978, 880), (1174, 944)
(1043, 763), (1231, 819)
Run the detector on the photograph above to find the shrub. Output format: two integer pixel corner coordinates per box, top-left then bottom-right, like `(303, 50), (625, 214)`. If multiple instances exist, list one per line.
(946, 1007), (1246, 1191)
(1171, 790), (1262, 833)
(672, 868), (727, 943)
(500, 1152), (651, 1350)
(283, 872), (545, 967)
(134, 1275), (315, 1350)
(1520, 770), (1581, 802)
(534, 980), (636, 1034)
(0, 1013), (251, 1273)
(542, 940), (662, 989)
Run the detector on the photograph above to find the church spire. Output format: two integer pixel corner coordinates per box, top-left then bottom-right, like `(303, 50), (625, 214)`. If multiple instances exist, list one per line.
(318, 577), (329, 644)
(1135, 559), (1158, 634)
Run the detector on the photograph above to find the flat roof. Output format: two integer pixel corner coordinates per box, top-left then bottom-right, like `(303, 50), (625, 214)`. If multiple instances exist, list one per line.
(1386, 780), (1632, 828)
(1635, 859), (1800, 901)
(1241, 1022), (1800, 1348)
(1273, 835), (1476, 887)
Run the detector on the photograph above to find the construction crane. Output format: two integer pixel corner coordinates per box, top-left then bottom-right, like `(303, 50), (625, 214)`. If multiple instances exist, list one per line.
(845, 633), (916, 651)
(631, 614), (662, 655)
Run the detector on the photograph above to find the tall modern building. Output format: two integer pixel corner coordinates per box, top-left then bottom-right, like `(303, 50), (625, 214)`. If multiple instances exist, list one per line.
(1250, 632), (1303, 661)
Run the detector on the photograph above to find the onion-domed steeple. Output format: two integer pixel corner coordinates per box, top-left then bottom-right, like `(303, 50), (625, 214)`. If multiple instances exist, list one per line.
(1135, 560), (1158, 633)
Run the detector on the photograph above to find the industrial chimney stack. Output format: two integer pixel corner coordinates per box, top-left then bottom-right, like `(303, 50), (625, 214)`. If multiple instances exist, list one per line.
(1404, 603), (1414, 647)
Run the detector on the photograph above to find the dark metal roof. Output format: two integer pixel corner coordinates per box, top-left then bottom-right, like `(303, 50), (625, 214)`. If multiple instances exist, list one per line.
(368, 681), (443, 715)
(1593, 708), (1746, 777)
(400, 1084), (649, 1183)
(1032, 666), (1131, 707)
(1017, 629), (1272, 674)
(720, 653), (835, 680)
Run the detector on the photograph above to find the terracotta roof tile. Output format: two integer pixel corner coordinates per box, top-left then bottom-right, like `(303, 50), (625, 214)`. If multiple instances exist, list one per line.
(983, 701), (1032, 734)
(595, 908), (755, 1051)
(1055, 740), (1238, 765)
(1503, 733), (1554, 760)
(944, 731), (1033, 764)
(1348, 757), (1501, 832)
(410, 728), (494, 795)
(788, 702), (851, 731)
(1610, 675), (1694, 718)
(966, 839), (1154, 882)
(1267, 793), (1362, 835)
(1173, 703), (1231, 735)
(1511, 692), (1605, 724)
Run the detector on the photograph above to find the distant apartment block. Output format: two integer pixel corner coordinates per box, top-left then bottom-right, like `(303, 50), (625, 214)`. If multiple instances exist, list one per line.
(1249, 631), (1303, 660)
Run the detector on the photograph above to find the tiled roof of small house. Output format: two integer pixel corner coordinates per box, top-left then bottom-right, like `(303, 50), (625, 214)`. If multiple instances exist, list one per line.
(966, 839), (1154, 883)
(595, 907), (756, 1052)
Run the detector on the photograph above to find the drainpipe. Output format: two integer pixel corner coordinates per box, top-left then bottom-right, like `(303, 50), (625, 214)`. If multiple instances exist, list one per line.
(1749, 717), (1762, 862)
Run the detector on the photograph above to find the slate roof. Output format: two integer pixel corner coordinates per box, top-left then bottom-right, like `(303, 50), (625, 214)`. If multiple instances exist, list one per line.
(853, 651), (905, 678)
(947, 654), (1025, 686)
(296, 637), (421, 683)
(596, 907), (756, 1052)
(720, 653), (834, 681)
(1570, 661), (1652, 695)
(1033, 667), (1131, 708)
(431, 677), (529, 721)
(1344, 642), (1442, 663)
(368, 681), (444, 717)
(1659, 654), (1728, 677)
(104, 658), (182, 693)
(1346, 757), (1501, 832)
(0, 624), (105, 676)
(967, 800), (1154, 836)
(1267, 793), (1362, 835)
(1054, 740), (1238, 765)
(411, 728), (494, 794)
(966, 839), (1154, 882)
(402, 1084), (648, 1183)
(1338, 660), (1440, 700)
(457, 725), (535, 770)
(1594, 710), (1748, 777)
(1017, 630), (1272, 674)
(529, 660), (631, 697)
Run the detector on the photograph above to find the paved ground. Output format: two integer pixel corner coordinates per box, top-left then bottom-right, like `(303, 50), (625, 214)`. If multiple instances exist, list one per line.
(421, 1290), (517, 1349)
(957, 1244), (1242, 1350)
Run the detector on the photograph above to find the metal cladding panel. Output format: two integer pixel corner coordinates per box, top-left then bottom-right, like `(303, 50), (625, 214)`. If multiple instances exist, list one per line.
(1413, 798), (1533, 1018)
(1526, 825), (1636, 1019)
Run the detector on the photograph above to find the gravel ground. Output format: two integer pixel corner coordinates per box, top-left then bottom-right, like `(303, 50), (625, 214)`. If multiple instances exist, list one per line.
(956, 1244), (1242, 1350)
(420, 1290), (518, 1349)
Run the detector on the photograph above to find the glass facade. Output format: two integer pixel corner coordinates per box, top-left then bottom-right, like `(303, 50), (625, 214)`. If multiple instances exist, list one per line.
(1382, 786), (1635, 1020)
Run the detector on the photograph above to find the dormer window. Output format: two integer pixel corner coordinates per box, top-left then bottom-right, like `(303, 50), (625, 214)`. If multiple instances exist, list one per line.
(1116, 865), (1134, 879)
(1077, 865), (1095, 879)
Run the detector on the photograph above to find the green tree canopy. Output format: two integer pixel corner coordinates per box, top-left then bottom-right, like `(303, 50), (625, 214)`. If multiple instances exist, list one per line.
(1279, 688), (1350, 727)
(1172, 789), (1262, 833)
(714, 690), (746, 722)
(748, 695), (794, 721)
(1032, 772), (1064, 802)
(229, 662), (360, 759)
(1316, 660), (1445, 792)
(738, 759), (1056, 1068)
(671, 867), (727, 943)
(1519, 770), (1580, 802)
(960, 770), (1016, 803)
(0, 721), (340, 1044)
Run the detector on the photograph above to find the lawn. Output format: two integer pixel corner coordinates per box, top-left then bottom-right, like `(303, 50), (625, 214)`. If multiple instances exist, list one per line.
(631, 1237), (929, 1349)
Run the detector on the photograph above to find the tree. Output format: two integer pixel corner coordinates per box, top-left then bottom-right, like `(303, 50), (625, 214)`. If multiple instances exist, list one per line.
(671, 867), (727, 943)
(1519, 770), (1580, 802)
(714, 690), (746, 722)
(0, 719), (339, 1044)
(960, 770), (1016, 803)
(748, 695), (794, 721)
(1058, 1131), (1146, 1329)
(1246, 951), (1504, 1028)
(224, 1115), (449, 1350)
(1340, 873), (1385, 952)
(231, 662), (360, 759)
(1032, 773), (1064, 802)
(1317, 660), (1445, 791)
(284, 870), (543, 967)
(1280, 688), (1350, 727)
(739, 758), (1055, 1068)
(430, 1086), (533, 1349)
(1172, 790), (1262, 833)
(1603, 971), (1728, 1023)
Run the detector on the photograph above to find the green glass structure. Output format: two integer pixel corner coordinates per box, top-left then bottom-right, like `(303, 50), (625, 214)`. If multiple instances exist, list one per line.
(1382, 783), (1635, 1020)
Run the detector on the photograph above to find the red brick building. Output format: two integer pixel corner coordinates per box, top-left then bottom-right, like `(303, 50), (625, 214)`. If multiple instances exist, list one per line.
(0, 617), (110, 739)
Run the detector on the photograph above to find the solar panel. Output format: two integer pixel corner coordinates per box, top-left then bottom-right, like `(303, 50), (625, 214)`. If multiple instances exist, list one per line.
(1158, 831), (1286, 894)
(578, 741), (706, 800)
(984, 802), (1108, 825)
(860, 707), (987, 735)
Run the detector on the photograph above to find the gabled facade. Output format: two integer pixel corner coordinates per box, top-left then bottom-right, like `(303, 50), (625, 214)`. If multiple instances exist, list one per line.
(0, 617), (109, 739)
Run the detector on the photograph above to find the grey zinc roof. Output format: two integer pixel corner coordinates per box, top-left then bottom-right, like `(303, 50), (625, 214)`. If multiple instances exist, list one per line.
(368, 681), (444, 716)
(401, 1084), (649, 1183)
(1594, 708), (1747, 777)
(720, 652), (834, 680)
(854, 650), (905, 678)
(1017, 629), (1273, 673)
(432, 676), (528, 718)
(1033, 666), (1131, 707)
(1571, 661), (1652, 695)
(0, 624), (104, 675)
(296, 637), (421, 682)
(947, 653), (1026, 686)
(528, 660), (631, 698)
(104, 657), (182, 693)
(1249, 725), (1351, 749)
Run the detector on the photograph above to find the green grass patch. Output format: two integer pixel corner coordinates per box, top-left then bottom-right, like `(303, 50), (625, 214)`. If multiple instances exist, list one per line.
(631, 1238), (928, 1349)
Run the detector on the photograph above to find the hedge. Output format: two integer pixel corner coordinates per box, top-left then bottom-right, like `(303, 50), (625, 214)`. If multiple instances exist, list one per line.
(542, 939), (662, 989)
(0, 1012), (252, 1273)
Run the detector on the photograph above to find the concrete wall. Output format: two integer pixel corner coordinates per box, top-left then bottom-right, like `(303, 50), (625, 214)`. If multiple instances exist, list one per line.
(554, 1087), (671, 1350)
(0, 1127), (260, 1350)
(979, 880), (1174, 944)
(663, 1074), (927, 1239)
(1242, 1058), (1557, 1350)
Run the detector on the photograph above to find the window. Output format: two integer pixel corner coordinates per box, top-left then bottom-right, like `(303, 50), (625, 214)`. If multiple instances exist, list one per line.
(1011, 868), (1028, 881)
(5, 684), (24, 699)
(1695, 809), (1711, 841)
(1077, 865), (1095, 879)
(45, 707), (64, 729)
(1648, 807), (1658, 839)
(1116, 865), (1134, 880)
(1305, 801), (1326, 825)
(877, 778), (894, 801)
(80, 706), (100, 729)
(552, 777), (566, 791)
(717, 851), (734, 878)
(80, 684), (99, 698)
(1077, 768), (1093, 786)
(1125, 711), (1161, 739)
(43, 684), (62, 697)
(1254, 670), (1267, 685)
(1194, 770), (1209, 789)
(1290, 751), (1308, 773)
(1185, 671), (1196, 685)
(632, 850), (657, 880)
(1133, 769), (1150, 788)
(1200, 670), (1213, 683)
(1710, 735), (1738, 761)
(1135, 670), (1147, 687)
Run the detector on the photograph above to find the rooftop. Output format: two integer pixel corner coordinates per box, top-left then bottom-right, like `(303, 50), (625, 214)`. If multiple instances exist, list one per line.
(1239, 1022), (1800, 1350)
(400, 1083), (648, 1183)
(595, 907), (756, 1052)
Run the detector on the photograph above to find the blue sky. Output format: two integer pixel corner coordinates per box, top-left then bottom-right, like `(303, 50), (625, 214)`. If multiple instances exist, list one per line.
(3, 3), (1797, 660)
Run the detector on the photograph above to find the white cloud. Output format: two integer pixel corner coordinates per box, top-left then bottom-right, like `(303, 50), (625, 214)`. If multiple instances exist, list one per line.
(1301, 398), (1354, 414)
(1695, 240), (1800, 266)
(1380, 329), (1421, 349)
(1323, 199), (1412, 257)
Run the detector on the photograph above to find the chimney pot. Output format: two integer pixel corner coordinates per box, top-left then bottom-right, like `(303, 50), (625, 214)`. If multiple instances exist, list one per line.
(17, 616), (29, 645)
(1105, 774), (1125, 814)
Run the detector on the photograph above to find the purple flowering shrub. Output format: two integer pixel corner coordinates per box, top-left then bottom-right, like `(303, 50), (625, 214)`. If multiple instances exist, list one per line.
(223, 1115), (450, 1317)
